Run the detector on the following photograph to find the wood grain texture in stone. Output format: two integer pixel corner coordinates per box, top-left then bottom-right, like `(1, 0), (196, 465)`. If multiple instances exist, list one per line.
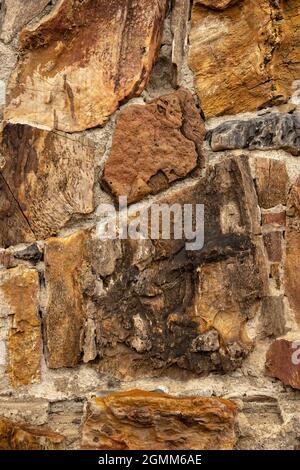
(103, 89), (205, 203)
(0, 123), (95, 241)
(266, 339), (300, 390)
(189, 0), (300, 117)
(81, 390), (236, 450)
(209, 113), (300, 155)
(4, 0), (168, 132)
(0, 265), (41, 387)
(0, 417), (64, 449)
(255, 158), (288, 209)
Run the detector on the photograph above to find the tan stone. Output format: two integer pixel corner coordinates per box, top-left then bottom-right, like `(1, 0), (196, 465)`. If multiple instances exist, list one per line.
(0, 123), (95, 241)
(0, 265), (41, 387)
(195, 0), (241, 9)
(189, 0), (300, 117)
(0, 418), (64, 450)
(44, 232), (87, 369)
(103, 89), (205, 203)
(266, 339), (300, 390)
(4, 0), (168, 132)
(0, 0), (49, 43)
(255, 159), (288, 209)
(81, 390), (236, 450)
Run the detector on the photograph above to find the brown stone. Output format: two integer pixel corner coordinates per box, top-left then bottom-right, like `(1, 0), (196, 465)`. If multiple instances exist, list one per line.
(171, 0), (190, 85)
(255, 159), (288, 209)
(0, 418), (64, 450)
(0, 0), (50, 44)
(266, 339), (300, 390)
(260, 296), (286, 338)
(44, 232), (87, 369)
(195, 0), (241, 9)
(263, 232), (283, 262)
(45, 156), (265, 377)
(103, 89), (205, 204)
(81, 390), (236, 450)
(189, 0), (300, 117)
(285, 178), (300, 325)
(262, 212), (286, 227)
(4, 0), (168, 132)
(0, 123), (95, 242)
(0, 265), (41, 387)
(0, 173), (34, 248)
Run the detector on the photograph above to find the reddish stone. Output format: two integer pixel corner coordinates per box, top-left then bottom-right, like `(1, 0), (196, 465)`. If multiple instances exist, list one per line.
(262, 212), (286, 227)
(263, 232), (283, 262)
(266, 339), (300, 390)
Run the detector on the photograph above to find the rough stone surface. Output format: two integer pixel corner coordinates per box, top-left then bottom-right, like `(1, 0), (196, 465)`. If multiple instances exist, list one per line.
(0, 417), (64, 450)
(81, 390), (237, 450)
(189, 0), (300, 117)
(0, 0), (50, 43)
(45, 156), (265, 377)
(0, 265), (41, 387)
(255, 158), (288, 209)
(209, 113), (300, 155)
(4, 0), (168, 132)
(266, 340), (300, 390)
(195, 0), (240, 9)
(0, 123), (95, 242)
(103, 89), (205, 203)
(285, 179), (300, 325)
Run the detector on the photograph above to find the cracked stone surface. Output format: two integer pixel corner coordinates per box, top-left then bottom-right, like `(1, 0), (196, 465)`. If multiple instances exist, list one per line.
(4, 0), (168, 132)
(189, 0), (300, 117)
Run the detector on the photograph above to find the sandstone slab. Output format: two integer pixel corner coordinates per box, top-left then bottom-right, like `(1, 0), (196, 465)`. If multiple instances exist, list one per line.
(209, 113), (300, 155)
(0, 265), (41, 387)
(103, 89), (205, 203)
(0, 417), (64, 450)
(0, 123), (95, 242)
(0, 0), (49, 43)
(189, 1), (300, 117)
(5, 0), (168, 132)
(81, 390), (236, 450)
(266, 339), (300, 390)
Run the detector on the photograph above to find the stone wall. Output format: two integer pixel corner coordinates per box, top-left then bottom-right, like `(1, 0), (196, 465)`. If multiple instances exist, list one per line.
(0, 0), (299, 450)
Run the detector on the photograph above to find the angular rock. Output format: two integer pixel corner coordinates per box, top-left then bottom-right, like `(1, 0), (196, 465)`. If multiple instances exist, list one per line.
(263, 232), (283, 262)
(103, 89), (205, 204)
(285, 179), (300, 325)
(266, 339), (300, 390)
(209, 114), (300, 156)
(45, 156), (265, 377)
(81, 390), (236, 450)
(4, 0), (168, 132)
(0, 265), (41, 387)
(262, 212), (286, 227)
(44, 232), (87, 369)
(255, 159), (288, 209)
(0, 418), (64, 450)
(0, 173), (34, 248)
(0, 123), (95, 242)
(171, 0), (190, 85)
(260, 296), (286, 338)
(189, 1), (300, 117)
(0, 0), (49, 43)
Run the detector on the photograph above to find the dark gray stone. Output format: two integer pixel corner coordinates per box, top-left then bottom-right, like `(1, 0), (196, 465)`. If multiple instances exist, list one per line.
(208, 113), (300, 156)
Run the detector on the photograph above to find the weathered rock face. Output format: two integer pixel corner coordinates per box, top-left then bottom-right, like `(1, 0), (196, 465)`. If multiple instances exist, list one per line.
(0, 0), (50, 44)
(266, 339), (300, 390)
(4, 0), (168, 132)
(0, 123), (95, 243)
(0, 418), (64, 450)
(44, 156), (265, 377)
(0, 265), (41, 387)
(81, 390), (237, 450)
(103, 89), (205, 203)
(209, 113), (300, 155)
(255, 158), (288, 210)
(285, 178), (300, 325)
(189, 0), (300, 117)
(195, 0), (241, 9)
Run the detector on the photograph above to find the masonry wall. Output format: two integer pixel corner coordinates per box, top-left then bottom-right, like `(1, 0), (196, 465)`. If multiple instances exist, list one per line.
(0, 0), (300, 450)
